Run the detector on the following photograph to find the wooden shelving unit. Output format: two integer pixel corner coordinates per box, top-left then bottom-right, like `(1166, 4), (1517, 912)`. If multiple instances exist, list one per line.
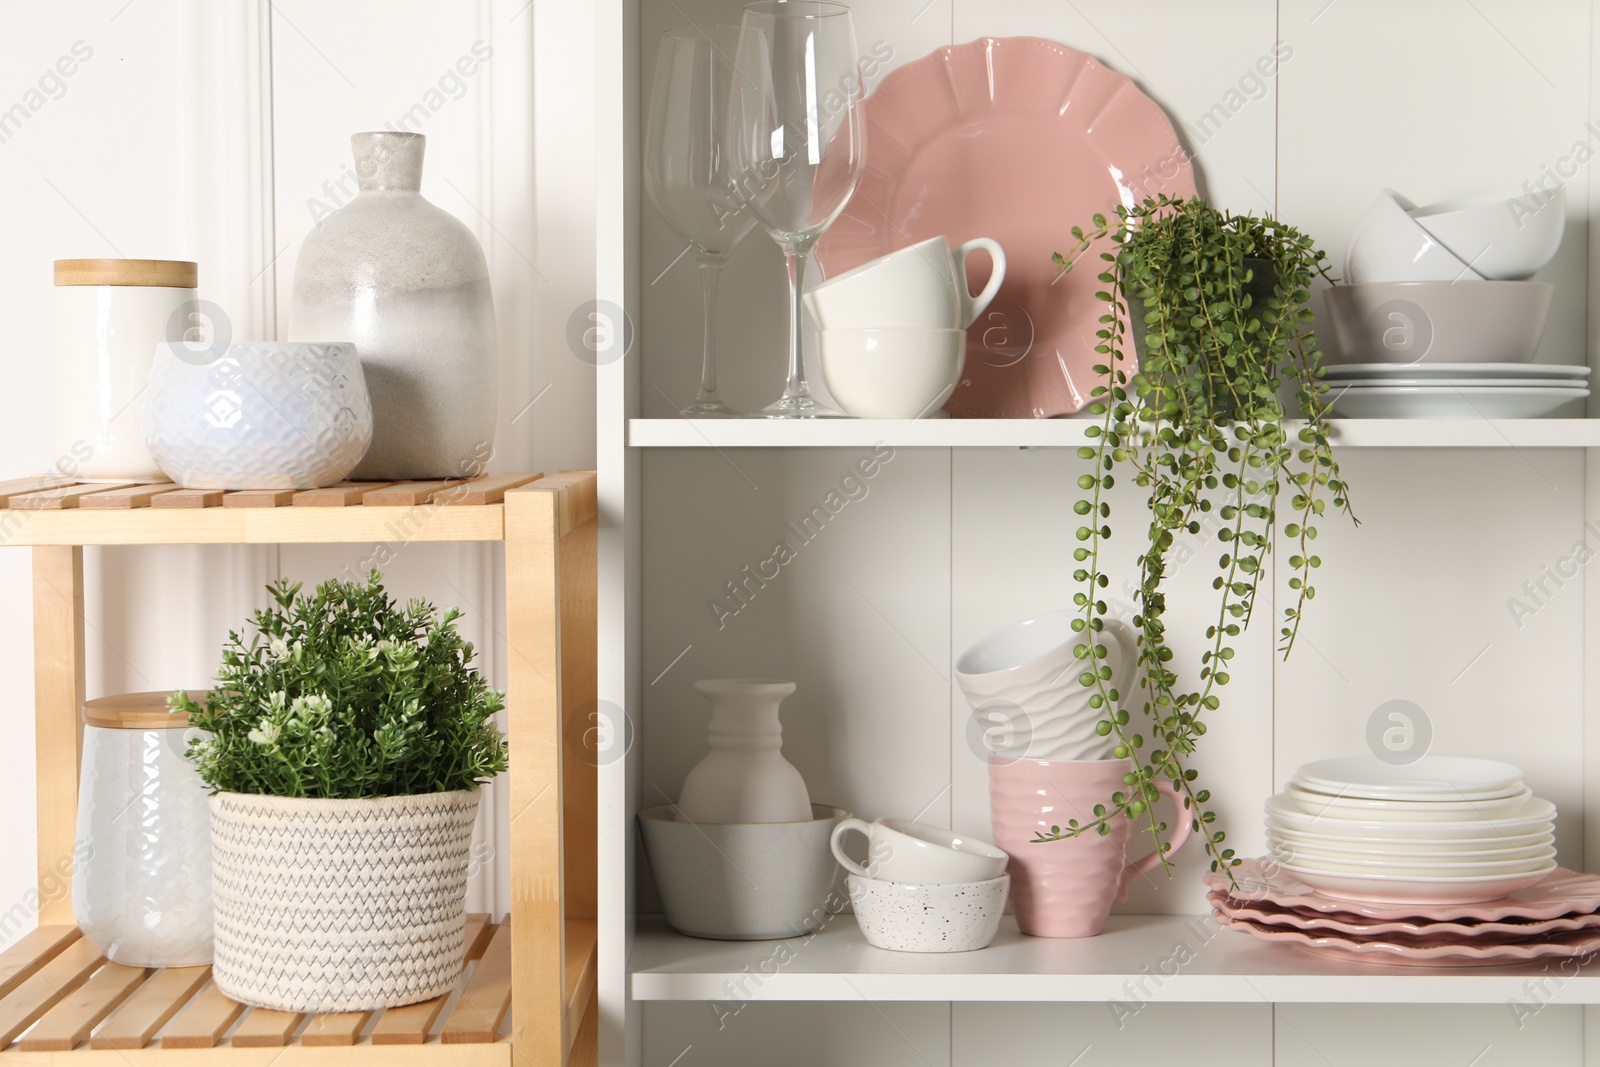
(0, 472), (598, 1064)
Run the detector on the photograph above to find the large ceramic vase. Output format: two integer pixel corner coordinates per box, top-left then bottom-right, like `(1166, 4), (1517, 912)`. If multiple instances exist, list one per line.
(289, 131), (497, 480)
(989, 757), (1193, 937)
(677, 679), (811, 824)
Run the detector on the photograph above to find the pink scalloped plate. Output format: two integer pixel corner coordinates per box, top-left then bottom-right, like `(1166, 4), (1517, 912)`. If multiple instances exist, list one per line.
(814, 37), (1194, 418)
(1208, 890), (1600, 941)
(1215, 911), (1600, 967)
(1206, 859), (1600, 921)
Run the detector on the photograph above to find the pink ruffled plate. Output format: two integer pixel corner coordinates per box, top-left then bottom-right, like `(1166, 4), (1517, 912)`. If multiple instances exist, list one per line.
(1206, 858), (1600, 922)
(814, 37), (1194, 419)
(1209, 890), (1600, 941)
(1215, 911), (1600, 967)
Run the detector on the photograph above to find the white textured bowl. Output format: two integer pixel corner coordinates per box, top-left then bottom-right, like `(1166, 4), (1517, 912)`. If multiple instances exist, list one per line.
(1346, 189), (1484, 284)
(819, 329), (964, 420)
(847, 873), (1008, 953)
(1410, 185), (1565, 280)
(144, 342), (372, 490)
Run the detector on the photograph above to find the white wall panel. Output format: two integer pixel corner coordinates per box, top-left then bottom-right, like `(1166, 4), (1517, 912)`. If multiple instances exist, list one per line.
(956, 1002), (1273, 1067)
(1277, 0), (1591, 364)
(639, 447), (952, 845)
(1275, 1003), (1581, 1066)
(644, 1001), (951, 1067)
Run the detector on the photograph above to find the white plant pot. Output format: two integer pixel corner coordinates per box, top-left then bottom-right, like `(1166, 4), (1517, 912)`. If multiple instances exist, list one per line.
(209, 789), (479, 1012)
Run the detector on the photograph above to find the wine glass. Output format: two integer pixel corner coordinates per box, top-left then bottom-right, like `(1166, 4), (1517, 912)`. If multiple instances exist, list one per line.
(645, 26), (757, 417)
(728, 1), (866, 418)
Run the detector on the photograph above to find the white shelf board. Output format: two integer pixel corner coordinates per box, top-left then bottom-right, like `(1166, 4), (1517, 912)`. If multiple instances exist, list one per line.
(627, 418), (1600, 449)
(630, 914), (1600, 1004)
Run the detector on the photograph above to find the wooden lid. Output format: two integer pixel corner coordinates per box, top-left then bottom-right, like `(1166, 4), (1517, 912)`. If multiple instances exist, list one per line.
(54, 259), (198, 288)
(84, 691), (208, 729)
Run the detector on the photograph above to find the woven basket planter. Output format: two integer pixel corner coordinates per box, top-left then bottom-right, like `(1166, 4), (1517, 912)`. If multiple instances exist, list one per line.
(209, 789), (480, 1012)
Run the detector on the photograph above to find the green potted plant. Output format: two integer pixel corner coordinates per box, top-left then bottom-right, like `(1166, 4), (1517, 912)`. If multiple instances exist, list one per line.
(1040, 196), (1357, 881)
(173, 571), (508, 1012)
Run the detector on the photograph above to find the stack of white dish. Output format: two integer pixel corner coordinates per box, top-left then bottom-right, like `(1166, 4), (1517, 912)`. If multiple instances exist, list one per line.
(1321, 362), (1589, 419)
(1323, 187), (1582, 418)
(1265, 756), (1557, 905)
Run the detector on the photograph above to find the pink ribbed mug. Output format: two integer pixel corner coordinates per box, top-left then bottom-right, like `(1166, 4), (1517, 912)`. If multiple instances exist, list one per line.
(989, 757), (1193, 937)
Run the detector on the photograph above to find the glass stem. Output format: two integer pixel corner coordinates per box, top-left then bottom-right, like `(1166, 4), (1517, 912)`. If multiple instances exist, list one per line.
(782, 245), (810, 400)
(697, 259), (723, 402)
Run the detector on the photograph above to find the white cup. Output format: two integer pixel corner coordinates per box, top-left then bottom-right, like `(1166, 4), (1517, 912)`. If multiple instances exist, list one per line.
(955, 613), (1137, 762)
(829, 817), (1009, 885)
(818, 328), (964, 419)
(806, 236), (1006, 330)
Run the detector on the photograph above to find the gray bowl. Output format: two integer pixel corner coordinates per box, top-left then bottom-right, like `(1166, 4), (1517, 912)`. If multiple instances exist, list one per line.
(639, 803), (849, 940)
(1319, 281), (1553, 365)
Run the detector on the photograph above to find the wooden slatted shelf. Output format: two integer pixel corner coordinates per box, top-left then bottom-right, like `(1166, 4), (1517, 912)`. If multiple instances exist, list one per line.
(1, 472), (598, 1066)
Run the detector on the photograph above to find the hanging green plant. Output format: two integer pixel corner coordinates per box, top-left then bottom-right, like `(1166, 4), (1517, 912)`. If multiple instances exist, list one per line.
(1036, 195), (1357, 880)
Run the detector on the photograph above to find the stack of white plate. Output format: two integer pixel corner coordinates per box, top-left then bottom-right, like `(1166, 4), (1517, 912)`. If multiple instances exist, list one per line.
(1265, 756), (1557, 904)
(1324, 363), (1590, 419)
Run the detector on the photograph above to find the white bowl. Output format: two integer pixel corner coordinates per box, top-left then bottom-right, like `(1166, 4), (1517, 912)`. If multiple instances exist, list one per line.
(1345, 189), (1484, 283)
(1275, 787), (1534, 823)
(1318, 281), (1554, 366)
(1264, 795), (1556, 839)
(1410, 185), (1565, 280)
(1290, 756), (1524, 801)
(819, 328), (964, 420)
(847, 873), (1008, 953)
(1278, 863), (1555, 904)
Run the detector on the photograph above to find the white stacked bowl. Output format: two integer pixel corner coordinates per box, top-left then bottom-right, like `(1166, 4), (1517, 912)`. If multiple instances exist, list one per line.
(1264, 756), (1557, 904)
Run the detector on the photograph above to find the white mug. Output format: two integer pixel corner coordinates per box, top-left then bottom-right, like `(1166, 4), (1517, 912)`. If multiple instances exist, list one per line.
(805, 236), (1006, 330)
(829, 817), (1009, 885)
(955, 613), (1137, 762)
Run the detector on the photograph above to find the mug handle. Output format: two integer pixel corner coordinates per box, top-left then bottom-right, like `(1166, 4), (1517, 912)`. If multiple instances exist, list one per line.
(1116, 779), (1196, 902)
(829, 818), (874, 878)
(953, 238), (1007, 328)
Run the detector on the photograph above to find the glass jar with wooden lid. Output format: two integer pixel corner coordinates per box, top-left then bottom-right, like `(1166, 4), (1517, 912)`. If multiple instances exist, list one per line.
(73, 691), (213, 966)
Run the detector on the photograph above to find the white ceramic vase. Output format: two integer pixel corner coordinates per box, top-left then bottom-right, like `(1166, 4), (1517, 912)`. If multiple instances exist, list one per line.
(955, 614), (1138, 762)
(289, 131), (498, 480)
(677, 679), (812, 824)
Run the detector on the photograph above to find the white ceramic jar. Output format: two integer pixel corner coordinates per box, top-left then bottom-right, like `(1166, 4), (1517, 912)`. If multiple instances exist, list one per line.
(54, 259), (198, 481)
(73, 692), (214, 967)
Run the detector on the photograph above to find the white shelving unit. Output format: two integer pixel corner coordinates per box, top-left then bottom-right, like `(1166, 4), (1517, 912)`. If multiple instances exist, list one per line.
(629, 916), (1600, 1004)
(596, 2), (1600, 1065)
(628, 418), (1600, 449)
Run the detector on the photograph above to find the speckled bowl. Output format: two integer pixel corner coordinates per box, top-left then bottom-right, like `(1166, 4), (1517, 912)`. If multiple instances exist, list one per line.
(640, 804), (849, 940)
(847, 873), (1009, 953)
